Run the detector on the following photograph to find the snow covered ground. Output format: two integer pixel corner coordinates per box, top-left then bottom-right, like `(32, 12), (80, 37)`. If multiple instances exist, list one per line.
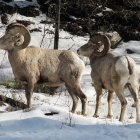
(0, 0), (140, 139)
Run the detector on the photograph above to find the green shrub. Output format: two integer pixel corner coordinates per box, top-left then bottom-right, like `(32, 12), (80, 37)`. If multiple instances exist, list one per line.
(76, 111), (87, 116)
(3, 76), (58, 95)
(4, 77), (21, 89)
(34, 84), (58, 95)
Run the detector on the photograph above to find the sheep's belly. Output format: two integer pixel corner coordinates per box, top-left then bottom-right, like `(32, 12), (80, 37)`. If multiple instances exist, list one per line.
(43, 81), (65, 87)
(37, 77), (65, 86)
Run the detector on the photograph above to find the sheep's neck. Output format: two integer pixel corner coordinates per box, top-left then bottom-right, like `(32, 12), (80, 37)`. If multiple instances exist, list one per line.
(8, 49), (25, 65)
(89, 55), (99, 66)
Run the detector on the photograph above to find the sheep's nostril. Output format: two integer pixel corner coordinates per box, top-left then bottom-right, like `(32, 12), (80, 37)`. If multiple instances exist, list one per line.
(77, 49), (79, 53)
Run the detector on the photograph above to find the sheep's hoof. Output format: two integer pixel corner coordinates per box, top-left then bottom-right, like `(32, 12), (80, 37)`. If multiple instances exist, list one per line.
(119, 118), (124, 122)
(107, 114), (113, 118)
(136, 119), (140, 123)
(71, 110), (75, 114)
(93, 114), (99, 118)
(132, 103), (136, 108)
(81, 109), (86, 115)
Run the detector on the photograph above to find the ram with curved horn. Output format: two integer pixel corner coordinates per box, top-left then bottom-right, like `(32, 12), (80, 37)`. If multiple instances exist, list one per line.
(0, 22), (87, 115)
(77, 33), (140, 123)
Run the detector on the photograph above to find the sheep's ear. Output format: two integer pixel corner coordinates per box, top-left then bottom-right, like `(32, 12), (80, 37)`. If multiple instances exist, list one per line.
(96, 42), (104, 52)
(13, 33), (25, 50)
(97, 45), (104, 52)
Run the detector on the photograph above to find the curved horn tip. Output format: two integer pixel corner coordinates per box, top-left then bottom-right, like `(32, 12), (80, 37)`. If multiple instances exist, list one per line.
(6, 22), (26, 30)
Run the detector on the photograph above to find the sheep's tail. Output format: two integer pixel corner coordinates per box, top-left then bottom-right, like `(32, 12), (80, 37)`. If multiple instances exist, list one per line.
(125, 56), (133, 75)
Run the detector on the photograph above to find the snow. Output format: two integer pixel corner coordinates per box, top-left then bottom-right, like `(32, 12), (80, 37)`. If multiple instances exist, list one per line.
(0, 1), (139, 140)
(0, 104), (140, 140)
(4, 0), (39, 8)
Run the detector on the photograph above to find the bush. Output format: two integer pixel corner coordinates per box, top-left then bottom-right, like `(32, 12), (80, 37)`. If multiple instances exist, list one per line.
(3, 77), (58, 95)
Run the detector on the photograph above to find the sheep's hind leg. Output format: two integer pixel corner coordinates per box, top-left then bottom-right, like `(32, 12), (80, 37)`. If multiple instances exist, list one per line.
(65, 84), (87, 115)
(75, 85), (87, 115)
(107, 90), (114, 118)
(115, 89), (127, 122)
(127, 83), (140, 123)
(65, 84), (79, 113)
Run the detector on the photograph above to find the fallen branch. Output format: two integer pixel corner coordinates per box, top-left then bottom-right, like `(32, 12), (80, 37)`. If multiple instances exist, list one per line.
(0, 95), (27, 109)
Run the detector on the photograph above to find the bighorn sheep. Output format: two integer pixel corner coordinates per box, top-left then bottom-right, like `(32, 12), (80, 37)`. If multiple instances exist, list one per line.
(0, 22), (87, 114)
(77, 33), (140, 122)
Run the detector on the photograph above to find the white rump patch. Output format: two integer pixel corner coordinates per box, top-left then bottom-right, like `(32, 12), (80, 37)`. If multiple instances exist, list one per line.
(115, 56), (128, 73)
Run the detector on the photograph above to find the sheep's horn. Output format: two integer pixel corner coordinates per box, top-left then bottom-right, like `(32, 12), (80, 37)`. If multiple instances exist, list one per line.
(6, 22), (31, 50)
(90, 33), (110, 56)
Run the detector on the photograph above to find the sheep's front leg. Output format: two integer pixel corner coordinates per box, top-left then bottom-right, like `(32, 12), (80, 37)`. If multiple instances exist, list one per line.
(93, 87), (102, 117)
(24, 82), (35, 108)
(107, 90), (114, 118)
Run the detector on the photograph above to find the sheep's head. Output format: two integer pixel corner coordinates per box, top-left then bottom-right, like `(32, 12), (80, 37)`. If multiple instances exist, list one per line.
(0, 22), (31, 51)
(77, 33), (110, 58)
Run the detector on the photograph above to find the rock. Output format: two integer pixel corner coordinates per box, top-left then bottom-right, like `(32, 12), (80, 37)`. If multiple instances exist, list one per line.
(126, 49), (134, 54)
(1, 14), (9, 24)
(0, 101), (6, 106)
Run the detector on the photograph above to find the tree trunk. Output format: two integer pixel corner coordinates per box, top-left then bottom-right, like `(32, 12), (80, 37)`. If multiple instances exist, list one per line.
(54, 0), (61, 50)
